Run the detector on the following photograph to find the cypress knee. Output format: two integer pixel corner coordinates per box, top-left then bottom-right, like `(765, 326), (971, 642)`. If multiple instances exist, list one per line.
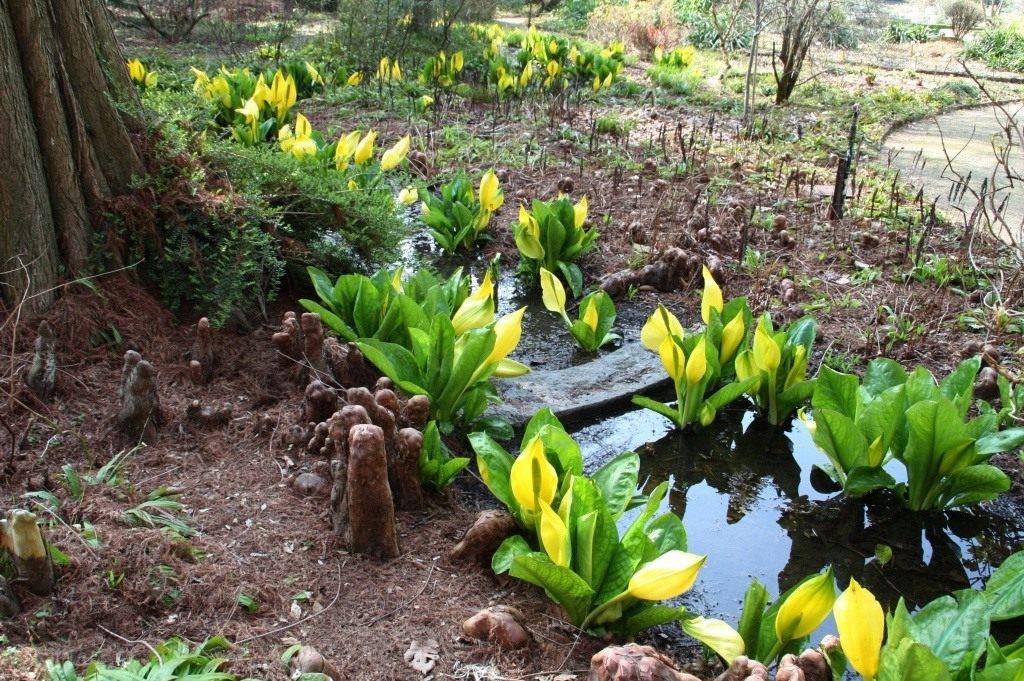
(345, 424), (399, 559)
(0, 510), (54, 596)
(391, 428), (424, 510)
(24, 320), (57, 400)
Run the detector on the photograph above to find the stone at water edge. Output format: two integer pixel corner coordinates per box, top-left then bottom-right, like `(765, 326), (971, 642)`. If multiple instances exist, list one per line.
(462, 605), (531, 649)
(589, 643), (701, 681)
(492, 340), (670, 427)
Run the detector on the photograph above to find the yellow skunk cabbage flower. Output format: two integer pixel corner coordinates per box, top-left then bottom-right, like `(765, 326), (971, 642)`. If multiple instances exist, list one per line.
(700, 265), (723, 324)
(641, 304), (683, 352)
(190, 67), (211, 95)
(380, 135), (411, 171)
(629, 551), (706, 601)
(753, 324), (781, 373)
(479, 170), (504, 212)
(391, 60), (402, 80)
(451, 271), (495, 335)
(834, 578), (883, 681)
(126, 59), (156, 87)
(686, 338), (707, 386)
(398, 186), (418, 205)
(279, 114), (317, 160)
(539, 500), (571, 567)
(477, 453), (492, 487)
(354, 130), (377, 165)
(797, 409), (816, 437)
(510, 435), (557, 515)
(236, 97), (260, 135)
(574, 195), (588, 228)
(452, 51), (464, 71)
(519, 64), (534, 89)
(334, 130), (362, 170)
(784, 345), (807, 390)
(347, 71), (363, 86)
(419, 94), (434, 110)
(486, 306), (526, 365)
(581, 299), (599, 332)
(539, 268), (567, 318)
(378, 57), (390, 80)
(347, 179), (358, 190)
(305, 61), (323, 85)
(721, 314), (745, 363)
(593, 74), (601, 92)
(658, 338), (686, 384)
(775, 567), (836, 644)
(252, 75), (271, 109)
(269, 71), (297, 120)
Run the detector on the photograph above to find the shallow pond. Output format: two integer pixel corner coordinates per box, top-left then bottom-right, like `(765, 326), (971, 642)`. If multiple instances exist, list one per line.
(394, 216), (1024, 644)
(571, 403), (1024, 636)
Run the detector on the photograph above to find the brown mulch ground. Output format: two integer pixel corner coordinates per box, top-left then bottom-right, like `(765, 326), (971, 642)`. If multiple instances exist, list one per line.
(0, 277), (609, 680)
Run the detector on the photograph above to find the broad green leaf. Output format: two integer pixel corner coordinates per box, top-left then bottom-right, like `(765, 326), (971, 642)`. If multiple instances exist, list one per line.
(906, 590), (989, 680)
(813, 365), (861, 418)
(592, 451), (640, 520)
(492, 534), (532, 574)
(845, 466), (897, 497)
(863, 358), (909, 397)
(985, 550), (1024, 621)
(976, 428), (1024, 456)
(510, 552), (595, 625)
(877, 638), (952, 681)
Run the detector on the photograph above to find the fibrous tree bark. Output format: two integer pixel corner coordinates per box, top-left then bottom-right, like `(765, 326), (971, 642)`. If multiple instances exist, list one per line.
(0, 0), (143, 311)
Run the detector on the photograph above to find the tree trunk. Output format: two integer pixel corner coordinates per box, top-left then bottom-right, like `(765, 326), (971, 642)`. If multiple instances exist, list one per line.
(0, 0), (143, 312)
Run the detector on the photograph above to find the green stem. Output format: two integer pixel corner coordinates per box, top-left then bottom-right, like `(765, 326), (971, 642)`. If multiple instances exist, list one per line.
(765, 639), (785, 664)
(579, 591), (631, 631)
(767, 373), (778, 425)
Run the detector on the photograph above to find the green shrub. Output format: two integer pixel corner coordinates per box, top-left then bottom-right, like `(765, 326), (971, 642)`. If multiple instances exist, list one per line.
(964, 22), (1024, 72)
(883, 20), (939, 44)
(648, 62), (704, 95)
(204, 140), (407, 276)
(819, 6), (858, 49)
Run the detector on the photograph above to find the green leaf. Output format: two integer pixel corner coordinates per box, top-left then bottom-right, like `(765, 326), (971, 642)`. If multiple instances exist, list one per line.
(938, 464), (1009, 508)
(863, 358), (909, 397)
(737, 579), (768, 660)
(492, 535), (532, 574)
(844, 466), (896, 497)
(813, 365), (861, 418)
(616, 604), (681, 636)
(356, 340), (427, 395)
(509, 552), (595, 625)
(985, 550), (1024, 621)
(813, 409), (868, 475)
(592, 451), (640, 520)
(632, 395), (683, 427)
(307, 266), (335, 308)
(906, 590), (989, 680)
(975, 428), (1024, 456)
(645, 513), (687, 554)
(877, 638), (952, 681)
(469, 431), (516, 511)
(875, 543), (893, 566)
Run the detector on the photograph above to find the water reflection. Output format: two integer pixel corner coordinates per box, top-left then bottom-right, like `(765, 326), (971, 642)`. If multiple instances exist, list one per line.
(572, 405), (1024, 623)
